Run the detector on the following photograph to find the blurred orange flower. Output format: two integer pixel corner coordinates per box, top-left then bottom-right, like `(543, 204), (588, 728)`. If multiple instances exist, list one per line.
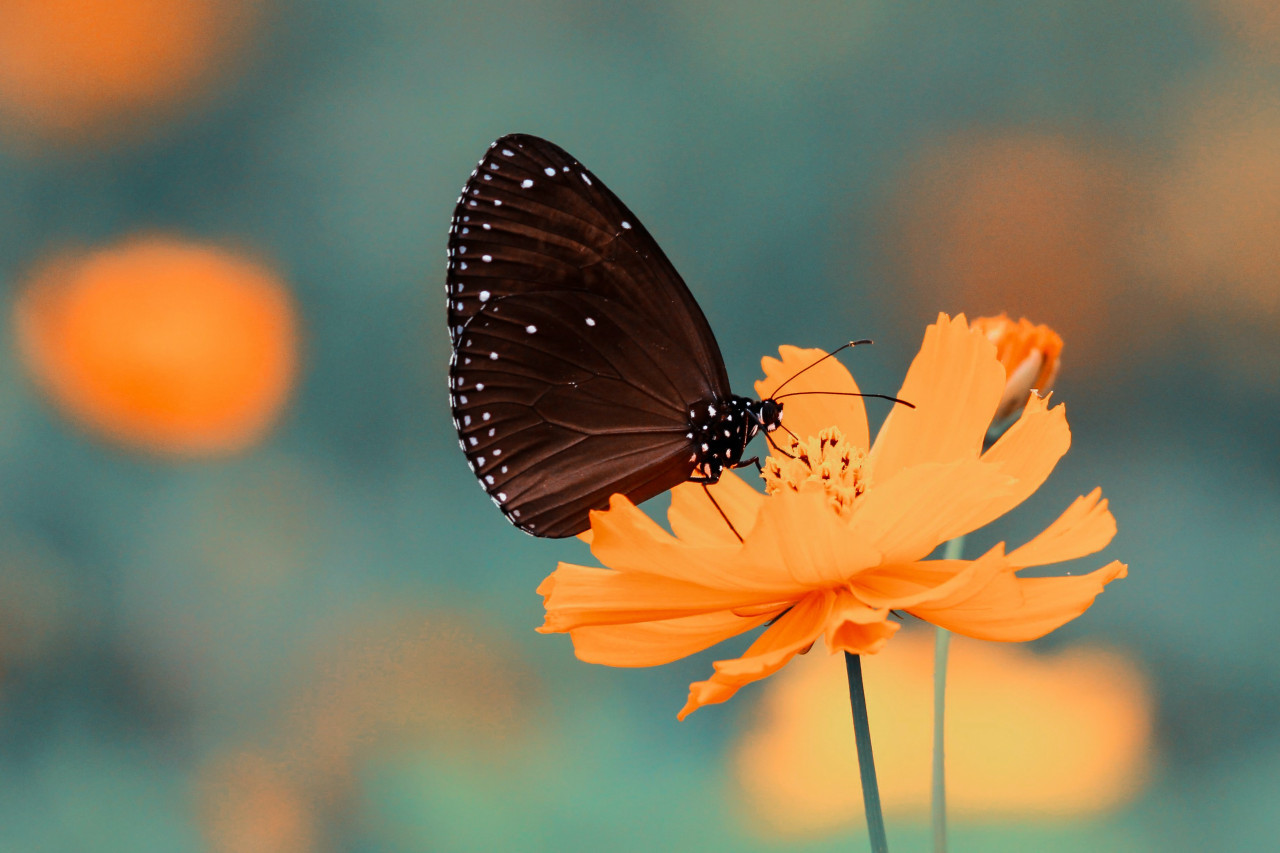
(197, 751), (315, 853)
(889, 132), (1136, 368)
(0, 0), (262, 147)
(1204, 0), (1280, 59)
(734, 632), (1152, 837)
(14, 235), (299, 456)
(971, 314), (1063, 422)
(195, 609), (542, 852)
(539, 314), (1126, 719)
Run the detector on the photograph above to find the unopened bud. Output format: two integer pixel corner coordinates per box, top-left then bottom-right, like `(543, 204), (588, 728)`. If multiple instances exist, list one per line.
(972, 314), (1063, 422)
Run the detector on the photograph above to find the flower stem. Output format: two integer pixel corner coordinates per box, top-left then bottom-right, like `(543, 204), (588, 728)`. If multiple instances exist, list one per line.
(932, 535), (966, 853)
(845, 651), (889, 853)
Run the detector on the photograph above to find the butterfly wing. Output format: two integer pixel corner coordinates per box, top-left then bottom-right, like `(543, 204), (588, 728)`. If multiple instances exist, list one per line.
(446, 134), (730, 537)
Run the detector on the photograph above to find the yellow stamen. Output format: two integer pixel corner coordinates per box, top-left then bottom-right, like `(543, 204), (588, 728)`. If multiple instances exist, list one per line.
(762, 426), (866, 516)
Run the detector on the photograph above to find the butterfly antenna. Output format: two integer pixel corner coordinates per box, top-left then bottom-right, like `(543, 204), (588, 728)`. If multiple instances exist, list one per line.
(767, 339), (872, 399)
(702, 484), (743, 543)
(772, 390), (916, 409)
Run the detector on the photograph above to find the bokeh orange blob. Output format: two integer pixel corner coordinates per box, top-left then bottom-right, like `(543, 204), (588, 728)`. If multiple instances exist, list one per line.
(888, 133), (1137, 369)
(195, 609), (541, 848)
(733, 631), (1152, 839)
(14, 235), (299, 456)
(1137, 91), (1280, 321)
(197, 752), (315, 853)
(0, 0), (262, 147)
(1202, 0), (1280, 59)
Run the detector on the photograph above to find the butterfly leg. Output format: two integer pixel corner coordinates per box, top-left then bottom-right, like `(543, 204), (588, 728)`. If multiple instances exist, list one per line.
(764, 431), (796, 459)
(699, 483), (743, 543)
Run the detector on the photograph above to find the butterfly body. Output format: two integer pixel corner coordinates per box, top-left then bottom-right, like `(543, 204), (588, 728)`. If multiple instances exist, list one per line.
(446, 134), (781, 538)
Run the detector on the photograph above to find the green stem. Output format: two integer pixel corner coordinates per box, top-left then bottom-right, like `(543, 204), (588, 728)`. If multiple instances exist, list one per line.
(932, 625), (951, 853)
(845, 652), (889, 853)
(932, 535), (966, 853)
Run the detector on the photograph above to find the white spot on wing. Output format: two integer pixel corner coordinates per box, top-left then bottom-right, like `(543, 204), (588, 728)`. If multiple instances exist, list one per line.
(521, 179), (533, 188)
(479, 290), (490, 302)
(544, 167), (556, 177)
(502, 149), (514, 156)
(482, 254), (492, 262)
(580, 173), (592, 185)
(489, 352), (498, 360)
(621, 220), (632, 229)
(585, 317), (596, 326)
(526, 325), (537, 334)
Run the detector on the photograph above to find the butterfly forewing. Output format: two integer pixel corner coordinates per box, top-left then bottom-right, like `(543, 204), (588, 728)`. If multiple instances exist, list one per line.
(447, 135), (729, 393)
(447, 134), (730, 537)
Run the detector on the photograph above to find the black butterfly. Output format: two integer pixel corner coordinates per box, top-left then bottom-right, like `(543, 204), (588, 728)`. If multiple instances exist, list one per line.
(445, 134), (784, 538)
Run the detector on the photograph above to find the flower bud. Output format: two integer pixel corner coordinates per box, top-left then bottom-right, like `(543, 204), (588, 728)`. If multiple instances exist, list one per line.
(972, 314), (1063, 422)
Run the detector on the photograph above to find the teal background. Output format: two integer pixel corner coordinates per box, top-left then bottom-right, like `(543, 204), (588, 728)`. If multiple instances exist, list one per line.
(1, 2), (1277, 851)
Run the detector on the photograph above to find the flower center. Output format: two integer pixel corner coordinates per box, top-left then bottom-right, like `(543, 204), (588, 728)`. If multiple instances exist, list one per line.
(762, 426), (866, 516)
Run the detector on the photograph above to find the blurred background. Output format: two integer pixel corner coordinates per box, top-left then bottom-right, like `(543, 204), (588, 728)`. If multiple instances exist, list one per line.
(0, 1), (1276, 851)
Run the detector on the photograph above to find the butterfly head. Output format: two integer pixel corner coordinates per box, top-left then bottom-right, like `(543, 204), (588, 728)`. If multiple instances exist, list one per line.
(754, 398), (784, 433)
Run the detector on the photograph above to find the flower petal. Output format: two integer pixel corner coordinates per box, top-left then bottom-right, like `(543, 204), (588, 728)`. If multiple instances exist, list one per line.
(867, 314), (1005, 484)
(668, 470), (765, 546)
(910, 560), (1128, 642)
(738, 483), (882, 589)
(593, 492), (831, 596)
(678, 590), (834, 719)
(566, 609), (780, 667)
(823, 589), (900, 655)
(755, 345), (870, 452)
(965, 391), (1072, 529)
(847, 459), (1016, 563)
(850, 552), (997, 610)
(538, 563), (792, 632)
(1007, 487), (1117, 568)
(588, 495), (766, 591)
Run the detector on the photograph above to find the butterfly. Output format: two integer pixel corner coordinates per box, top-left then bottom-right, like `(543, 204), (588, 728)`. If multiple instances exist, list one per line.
(445, 134), (785, 538)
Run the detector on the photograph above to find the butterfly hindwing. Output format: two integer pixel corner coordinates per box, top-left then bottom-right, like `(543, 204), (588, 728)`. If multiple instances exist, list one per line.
(446, 135), (731, 537)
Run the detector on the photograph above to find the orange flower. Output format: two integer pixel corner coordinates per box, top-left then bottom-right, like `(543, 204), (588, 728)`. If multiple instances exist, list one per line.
(971, 313), (1064, 422)
(538, 313), (1126, 719)
(14, 235), (299, 456)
